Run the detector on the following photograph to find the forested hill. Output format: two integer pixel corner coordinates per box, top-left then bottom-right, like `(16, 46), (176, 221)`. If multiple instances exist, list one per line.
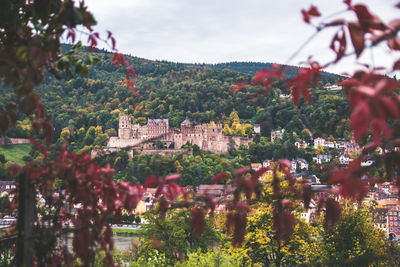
(209, 62), (342, 82)
(2, 45), (350, 148)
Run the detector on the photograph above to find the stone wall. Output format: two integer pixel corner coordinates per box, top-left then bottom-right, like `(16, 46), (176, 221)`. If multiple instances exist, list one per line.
(91, 148), (191, 158)
(0, 138), (31, 146)
(107, 137), (142, 148)
(132, 149), (192, 157)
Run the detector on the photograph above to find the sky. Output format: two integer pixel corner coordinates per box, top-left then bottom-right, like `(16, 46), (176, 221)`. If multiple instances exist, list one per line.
(83, 0), (400, 75)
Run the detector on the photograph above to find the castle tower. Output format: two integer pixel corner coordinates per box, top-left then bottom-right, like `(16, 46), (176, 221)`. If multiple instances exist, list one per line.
(119, 115), (132, 139)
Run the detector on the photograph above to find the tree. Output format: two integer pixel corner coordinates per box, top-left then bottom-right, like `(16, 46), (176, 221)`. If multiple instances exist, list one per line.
(138, 209), (221, 264)
(0, 154), (6, 164)
(316, 144), (325, 155)
(321, 203), (385, 265)
(243, 203), (319, 266)
(0, 1), (138, 265)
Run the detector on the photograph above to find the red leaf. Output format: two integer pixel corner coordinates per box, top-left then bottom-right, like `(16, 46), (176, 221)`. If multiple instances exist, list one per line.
(380, 96), (399, 118)
(388, 37), (400, 51)
(203, 195), (217, 214)
(344, 0), (352, 8)
(371, 119), (392, 145)
(111, 37), (116, 50)
(352, 4), (385, 31)
(330, 28), (347, 62)
(151, 236), (164, 247)
(7, 164), (21, 177)
(287, 63), (320, 105)
(340, 177), (368, 201)
(28, 137), (48, 159)
(393, 59), (400, 70)
(301, 185), (313, 211)
(166, 182), (183, 200)
(273, 209), (295, 242)
(191, 206), (205, 237)
(235, 167), (250, 176)
(232, 82), (247, 93)
(107, 30), (112, 39)
(282, 199), (294, 208)
(232, 212), (247, 247)
(144, 175), (158, 188)
(251, 167), (267, 184)
(324, 19), (346, 27)
(165, 174), (181, 182)
(127, 66), (136, 78)
(324, 198), (342, 230)
(210, 172), (230, 184)
(348, 22), (365, 58)
(277, 159), (291, 168)
(67, 28), (76, 43)
(301, 5), (321, 24)
(253, 69), (269, 83)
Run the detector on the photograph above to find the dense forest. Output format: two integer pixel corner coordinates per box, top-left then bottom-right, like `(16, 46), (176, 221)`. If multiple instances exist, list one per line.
(0, 44), (349, 150)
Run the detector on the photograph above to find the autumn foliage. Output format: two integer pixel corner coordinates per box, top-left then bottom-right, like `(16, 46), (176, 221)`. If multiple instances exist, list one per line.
(1, 0), (400, 266)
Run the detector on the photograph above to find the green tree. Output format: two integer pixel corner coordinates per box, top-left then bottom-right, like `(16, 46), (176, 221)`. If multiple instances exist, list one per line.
(321, 203), (385, 265)
(139, 209), (221, 264)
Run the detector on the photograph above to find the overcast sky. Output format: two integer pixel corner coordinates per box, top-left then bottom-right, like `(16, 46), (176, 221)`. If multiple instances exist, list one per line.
(83, 0), (399, 74)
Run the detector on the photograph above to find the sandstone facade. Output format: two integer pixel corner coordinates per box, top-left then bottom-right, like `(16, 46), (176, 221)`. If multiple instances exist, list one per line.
(107, 116), (253, 153)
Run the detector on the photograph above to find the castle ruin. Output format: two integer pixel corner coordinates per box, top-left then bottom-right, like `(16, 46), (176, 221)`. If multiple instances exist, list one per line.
(107, 116), (253, 153)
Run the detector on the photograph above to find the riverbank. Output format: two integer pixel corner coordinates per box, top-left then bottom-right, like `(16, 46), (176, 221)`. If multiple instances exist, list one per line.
(112, 227), (141, 236)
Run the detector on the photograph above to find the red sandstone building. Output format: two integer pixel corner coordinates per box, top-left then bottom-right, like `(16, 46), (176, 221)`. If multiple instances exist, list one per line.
(108, 116), (253, 153)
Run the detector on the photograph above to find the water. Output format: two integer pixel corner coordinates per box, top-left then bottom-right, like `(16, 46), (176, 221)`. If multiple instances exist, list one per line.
(113, 235), (138, 251)
(65, 233), (138, 251)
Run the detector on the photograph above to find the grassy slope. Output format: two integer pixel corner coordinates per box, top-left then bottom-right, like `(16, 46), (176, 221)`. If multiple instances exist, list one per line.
(0, 144), (31, 165)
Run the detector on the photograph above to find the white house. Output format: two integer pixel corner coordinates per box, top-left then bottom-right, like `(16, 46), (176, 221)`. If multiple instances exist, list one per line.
(314, 137), (325, 149)
(315, 154), (330, 164)
(339, 154), (352, 165)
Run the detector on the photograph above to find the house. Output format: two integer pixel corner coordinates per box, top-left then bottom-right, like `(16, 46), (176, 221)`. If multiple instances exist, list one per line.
(0, 181), (16, 194)
(291, 158), (309, 173)
(315, 154), (330, 164)
(293, 172), (320, 184)
(294, 139), (308, 149)
(271, 129), (285, 143)
(324, 141), (335, 148)
(335, 141), (346, 149)
(372, 208), (388, 234)
(196, 185), (234, 200)
(263, 160), (273, 168)
(388, 207), (400, 240)
(251, 163), (262, 170)
(361, 158), (374, 167)
(325, 84), (342, 90)
(339, 154), (352, 165)
(314, 137), (325, 149)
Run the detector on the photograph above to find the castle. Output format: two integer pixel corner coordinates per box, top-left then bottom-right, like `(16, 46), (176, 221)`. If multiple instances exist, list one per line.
(107, 116), (255, 153)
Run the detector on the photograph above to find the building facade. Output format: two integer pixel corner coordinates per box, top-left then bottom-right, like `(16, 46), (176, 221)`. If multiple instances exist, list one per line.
(108, 117), (253, 153)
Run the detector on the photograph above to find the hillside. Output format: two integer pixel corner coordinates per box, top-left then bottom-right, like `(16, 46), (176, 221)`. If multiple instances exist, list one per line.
(1, 45), (349, 150)
(210, 61), (342, 82)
